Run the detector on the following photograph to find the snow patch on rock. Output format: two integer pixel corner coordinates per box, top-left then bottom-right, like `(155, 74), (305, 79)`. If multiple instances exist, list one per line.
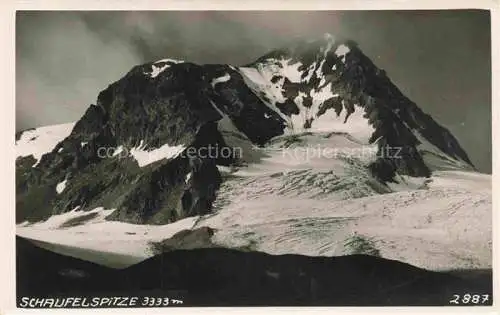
(279, 59), (303, 83)
(130, 140), (185, 167)
(56, 179), (68, 194)
(185, 172), (192, 184)
(16, 122), (76, 167)
(149, 58), (184, 78)
(211, 73), (231, 88)
(335, 44), (351, 62)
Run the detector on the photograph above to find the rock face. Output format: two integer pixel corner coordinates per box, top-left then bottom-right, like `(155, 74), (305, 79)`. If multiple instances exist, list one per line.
(149, 227), (218, 254)
(16, 236), (492, 307)
(16, 34), (474, 225)
(240, 36), (473, 179)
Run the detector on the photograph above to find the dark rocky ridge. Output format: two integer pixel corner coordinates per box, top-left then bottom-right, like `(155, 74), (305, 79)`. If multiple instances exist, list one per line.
(16, 61), (282, 224)
(16, 35), (473, 224)
(17, 236), (492, 307)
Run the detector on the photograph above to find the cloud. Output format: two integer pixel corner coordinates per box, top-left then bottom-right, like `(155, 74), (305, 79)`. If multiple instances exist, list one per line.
(16, 12), (142, 131)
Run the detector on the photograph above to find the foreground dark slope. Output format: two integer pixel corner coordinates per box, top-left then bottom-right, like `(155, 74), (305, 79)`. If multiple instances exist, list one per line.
(17, 237), (492, 306)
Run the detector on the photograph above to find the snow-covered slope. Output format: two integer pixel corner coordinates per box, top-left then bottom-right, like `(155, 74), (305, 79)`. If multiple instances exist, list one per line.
(204, 169), (491, 271)
(16, 132), (491, 271)
(16, 122), (75, 166)
(16, 169), (490, 270)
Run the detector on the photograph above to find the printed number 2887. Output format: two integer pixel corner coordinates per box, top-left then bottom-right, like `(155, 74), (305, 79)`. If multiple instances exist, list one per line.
(449, 294), (489, 305)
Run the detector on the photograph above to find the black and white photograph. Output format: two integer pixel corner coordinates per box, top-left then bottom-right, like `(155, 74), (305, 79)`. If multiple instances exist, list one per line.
(10, 6), (494, 309)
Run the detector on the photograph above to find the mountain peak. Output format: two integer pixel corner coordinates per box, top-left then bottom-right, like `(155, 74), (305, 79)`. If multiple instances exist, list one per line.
(238, 36), (473, 174)
(16, 34), (474, 225)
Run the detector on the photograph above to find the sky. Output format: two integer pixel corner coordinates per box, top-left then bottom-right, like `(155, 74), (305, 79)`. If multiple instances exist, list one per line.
(16, 10), (491, 173)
